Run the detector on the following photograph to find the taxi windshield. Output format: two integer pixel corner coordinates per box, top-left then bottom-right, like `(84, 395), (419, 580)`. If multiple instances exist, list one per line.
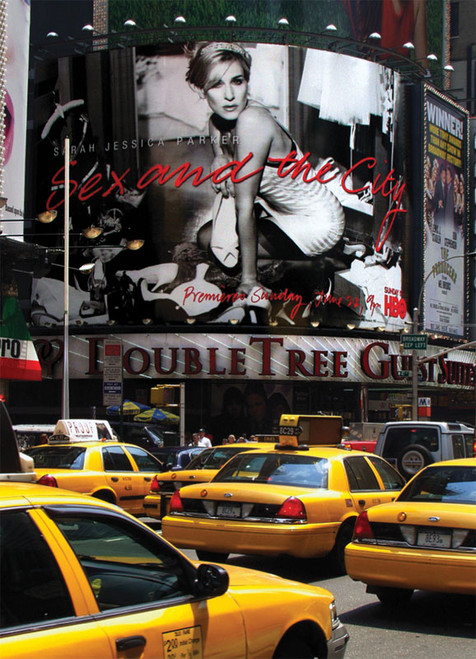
(398, 465), (476, 505)
(25, 446), (86, 470)
(213, 453), (329, 488)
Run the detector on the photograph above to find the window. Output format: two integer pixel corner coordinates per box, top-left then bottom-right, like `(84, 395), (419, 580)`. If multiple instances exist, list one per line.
(367, 456), (405, 490)
(126, 445), (163, 471)
(0, 511), (75, 629)
(214, 453), (329, 488)
(399, 466), (476, 504)
(102, 446), (134, 471)
(25, 446), (86, 469)
(344, 456), (380, 491)
(452, 434), (473, 459)
(51, 512), (191, 611)
(450, 2), (459, 37)
(382, 427), (439, 458)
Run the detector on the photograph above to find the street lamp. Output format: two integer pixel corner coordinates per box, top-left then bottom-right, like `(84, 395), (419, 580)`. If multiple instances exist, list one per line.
(63, 137), (71, 418)
(411, 250), (476, 419)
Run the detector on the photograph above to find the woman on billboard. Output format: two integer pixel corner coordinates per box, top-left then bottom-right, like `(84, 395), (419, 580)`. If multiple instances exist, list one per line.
(185, 42), (346, 306)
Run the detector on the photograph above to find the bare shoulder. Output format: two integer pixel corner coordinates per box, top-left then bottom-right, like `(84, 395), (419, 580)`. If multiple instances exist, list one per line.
(236, 105), (276, 135)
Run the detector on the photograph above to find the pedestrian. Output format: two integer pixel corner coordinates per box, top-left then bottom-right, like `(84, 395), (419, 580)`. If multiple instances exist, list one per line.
(197, 429), (212, 448)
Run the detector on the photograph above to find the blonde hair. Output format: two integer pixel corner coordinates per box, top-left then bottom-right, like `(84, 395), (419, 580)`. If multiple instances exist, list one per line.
(186, 41), (252, 92)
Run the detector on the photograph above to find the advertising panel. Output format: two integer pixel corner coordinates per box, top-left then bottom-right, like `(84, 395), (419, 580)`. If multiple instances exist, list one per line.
(423, 86), (469, 337)
(30, 42), (412, 331)
(1, 0), (30, 234)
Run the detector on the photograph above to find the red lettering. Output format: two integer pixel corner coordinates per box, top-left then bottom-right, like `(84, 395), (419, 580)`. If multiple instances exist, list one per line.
(137, 164), (169, 189)
(312, 351), (329, 377)
(153, 347), (177, 375)
(333, 351), (348, 378)
(208, 348), (226, 375)
(249, 337), (283, 376)
(47, 162), (79, 210)
(287, 350), (312, 376)
(341, 157), (376, 194)
(78, 173), (103, 201)
(86, 337), (102, 376)
(34, 338), (63, 378)
(375, 206), (407, 252)
(183, 348), (202, 374)
(102, 168), (130, 197)
(123, 347), (150, 374)
(229, 152), (263, 184)
(229, 348), (246, 375)
(360, 342), (389, 380)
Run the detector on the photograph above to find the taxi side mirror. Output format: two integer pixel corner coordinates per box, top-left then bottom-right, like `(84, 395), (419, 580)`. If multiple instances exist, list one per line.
(193, 563), (229, 599)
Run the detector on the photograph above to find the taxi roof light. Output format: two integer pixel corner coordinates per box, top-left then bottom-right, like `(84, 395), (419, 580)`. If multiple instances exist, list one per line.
(353, 511), (374, 540)
(276, 496), (306, 520)
(169, 490), (184, 513)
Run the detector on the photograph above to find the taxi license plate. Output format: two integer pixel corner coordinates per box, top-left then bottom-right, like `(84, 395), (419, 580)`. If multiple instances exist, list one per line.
(216, 504), (241, 518)
(417, 530), (451, 548)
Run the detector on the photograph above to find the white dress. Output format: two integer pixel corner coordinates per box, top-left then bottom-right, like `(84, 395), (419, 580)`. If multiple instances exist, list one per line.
(257, 138), (346, 256)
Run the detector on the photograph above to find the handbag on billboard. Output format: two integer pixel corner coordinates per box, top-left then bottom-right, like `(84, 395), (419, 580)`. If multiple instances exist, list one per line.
(210, 193), (239, 269)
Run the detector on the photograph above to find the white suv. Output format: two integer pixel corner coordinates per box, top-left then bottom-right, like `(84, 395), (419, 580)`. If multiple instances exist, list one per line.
(374, 421), (475, 479)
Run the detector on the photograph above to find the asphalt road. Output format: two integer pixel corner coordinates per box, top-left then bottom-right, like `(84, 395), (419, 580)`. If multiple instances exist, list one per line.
(182, 548), (476, 659)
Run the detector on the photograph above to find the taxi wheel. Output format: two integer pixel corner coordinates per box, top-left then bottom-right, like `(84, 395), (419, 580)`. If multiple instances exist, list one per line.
(374, 586), (414, 608)
(196, 550), (229, 563)
(273, 636), (320, 659)
(93, 490), (116, 505)
(329, 519), (355, 575)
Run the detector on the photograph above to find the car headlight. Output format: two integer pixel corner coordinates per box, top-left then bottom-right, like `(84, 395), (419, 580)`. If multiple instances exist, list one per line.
(329, 600), (340, 630)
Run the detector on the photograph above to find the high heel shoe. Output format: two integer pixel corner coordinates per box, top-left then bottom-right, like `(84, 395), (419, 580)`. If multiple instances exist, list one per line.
(244, 286), (272, 325)
(210, 194), (239, 269)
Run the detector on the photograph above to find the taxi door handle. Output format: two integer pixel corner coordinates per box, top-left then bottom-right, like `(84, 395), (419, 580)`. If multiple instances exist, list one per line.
(144, 477), (151, 482)
(116, 635), (146, 651)
(358, 499), (366, 507)
(111, 477), (119, 482)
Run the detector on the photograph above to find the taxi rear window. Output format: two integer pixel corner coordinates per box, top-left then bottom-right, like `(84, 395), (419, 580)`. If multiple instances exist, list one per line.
(25, 446), (86, 470)
(399, 466), (476, 504)
(213, 453), (329, 488)
(187, 446), (250, 470)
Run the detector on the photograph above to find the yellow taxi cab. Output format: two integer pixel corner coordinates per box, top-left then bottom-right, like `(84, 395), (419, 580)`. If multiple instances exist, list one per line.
(143, 442), (276, 520)
(24, 433), (164, 515)
(161, 415), (405, 572)
(345, 457), (476, 606)
(0, 402), (349, 658)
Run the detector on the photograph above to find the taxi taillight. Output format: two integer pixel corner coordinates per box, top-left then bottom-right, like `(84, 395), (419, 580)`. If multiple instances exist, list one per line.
(150, 475), (160, 493)
(353, 511), (374, 540)
(37, 474), (58, 488)
(473, 439), (476, 457)
(276, 496), (306, 520)
(169, 490), (184, 513)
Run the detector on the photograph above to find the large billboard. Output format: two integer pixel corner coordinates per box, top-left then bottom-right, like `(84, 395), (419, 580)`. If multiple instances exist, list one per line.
(1, 0), (30, 233)
(30, 42), (412, 331)
(423, 86), (469, 338)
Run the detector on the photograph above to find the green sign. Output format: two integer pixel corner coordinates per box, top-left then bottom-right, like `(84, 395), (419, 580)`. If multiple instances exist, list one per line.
(397, 370), (411, 378)
(401, 334), (428, 350)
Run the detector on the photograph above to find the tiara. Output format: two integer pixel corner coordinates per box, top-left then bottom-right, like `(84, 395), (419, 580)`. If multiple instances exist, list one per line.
(201, 42), (248, 58)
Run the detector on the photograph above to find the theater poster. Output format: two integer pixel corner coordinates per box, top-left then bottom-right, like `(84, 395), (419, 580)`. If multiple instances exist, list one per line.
(423, 86), (469, 338)
(30, 42), (412, 332)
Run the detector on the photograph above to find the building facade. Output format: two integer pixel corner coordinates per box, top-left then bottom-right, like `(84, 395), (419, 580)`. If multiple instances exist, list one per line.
(1, 1), (475, 437)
